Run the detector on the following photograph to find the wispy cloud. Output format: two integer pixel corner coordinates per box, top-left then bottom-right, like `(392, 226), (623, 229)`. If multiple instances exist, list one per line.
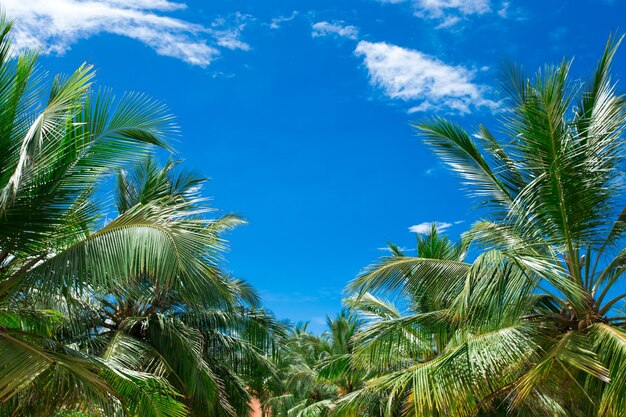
(4, 0), (252, 67)
(269, 11), (298, 29)
(496, 1), (527, 20)
(376, 0), (500, 27)
(409, 220), (462, 234)
(435, 15), (462, 29)
(312, 21), (359, 40)
(377, 246), (416, 252)
(210, 13), (253, 51)
(355, 40), (497, 114)
(409, 221), (452, 234)
(413, 0), (491, 18)
(497, 1), (510, 17)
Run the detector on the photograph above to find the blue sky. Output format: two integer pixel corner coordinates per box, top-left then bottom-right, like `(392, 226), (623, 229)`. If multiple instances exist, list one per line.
(8, 0), (626, 332)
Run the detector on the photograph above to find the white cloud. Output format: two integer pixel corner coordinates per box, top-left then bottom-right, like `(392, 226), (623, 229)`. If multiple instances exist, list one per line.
(269, 11), (298, 29)
(3, 0), (252, 67)
(377, 246), (416, 252)
(312, 21), (359, 40)
(435, 15), (461, 29)
(106, 0), (185, 10)
(211, 13), (252, 51)
(409, 221), (453, 234)
(376, 0), (496, 27)
(355, 40), (497, 114)
(414, 0), (491, 18)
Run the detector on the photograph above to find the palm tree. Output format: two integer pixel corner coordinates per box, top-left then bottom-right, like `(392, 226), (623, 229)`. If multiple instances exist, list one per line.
(347, 37), (626, 416)
(55, 158), (283, 417)
(342, 227), (469, 416)
(0, 15), (267, 415)
(266, 312), (367, 417)
(267, 322), (337, 416)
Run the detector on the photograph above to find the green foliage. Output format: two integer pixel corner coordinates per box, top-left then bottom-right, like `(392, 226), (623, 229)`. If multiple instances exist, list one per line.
(265, 34), (626, 417)
(0, 16), (281, 417)
(333, 35), (626, 417)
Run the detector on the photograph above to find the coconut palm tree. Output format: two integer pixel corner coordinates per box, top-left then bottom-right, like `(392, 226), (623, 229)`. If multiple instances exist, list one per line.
(347, 37), (626, 416)
(49, 158), (284, 417)
(0, 15), (263, 415)
(266, 322), (339, 417)
(341, 227), (469, 416)
(267, 311), (384, 417)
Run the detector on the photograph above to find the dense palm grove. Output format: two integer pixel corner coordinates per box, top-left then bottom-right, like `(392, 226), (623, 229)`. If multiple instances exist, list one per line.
(1, 13), (626, 416)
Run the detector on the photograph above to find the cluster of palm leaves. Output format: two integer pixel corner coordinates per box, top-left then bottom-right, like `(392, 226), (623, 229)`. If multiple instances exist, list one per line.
(267, 37), (626, 416)
(264, 311), (388, 417)
(0, 17), (283, 416)
(265, 231), (468, 417)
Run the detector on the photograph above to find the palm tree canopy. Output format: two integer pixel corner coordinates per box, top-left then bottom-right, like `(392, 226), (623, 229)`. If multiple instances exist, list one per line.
(341, 36), (626, 417)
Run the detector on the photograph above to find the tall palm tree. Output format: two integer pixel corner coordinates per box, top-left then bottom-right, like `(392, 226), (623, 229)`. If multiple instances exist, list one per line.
(0, 15), (265, 415)
(347, 37), (626, 416)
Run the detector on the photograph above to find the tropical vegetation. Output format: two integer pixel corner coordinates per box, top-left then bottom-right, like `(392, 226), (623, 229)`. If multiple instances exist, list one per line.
(1, 9), (626, 417)
(0, 16), (281, 416)
(265, 36), (626, 417)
